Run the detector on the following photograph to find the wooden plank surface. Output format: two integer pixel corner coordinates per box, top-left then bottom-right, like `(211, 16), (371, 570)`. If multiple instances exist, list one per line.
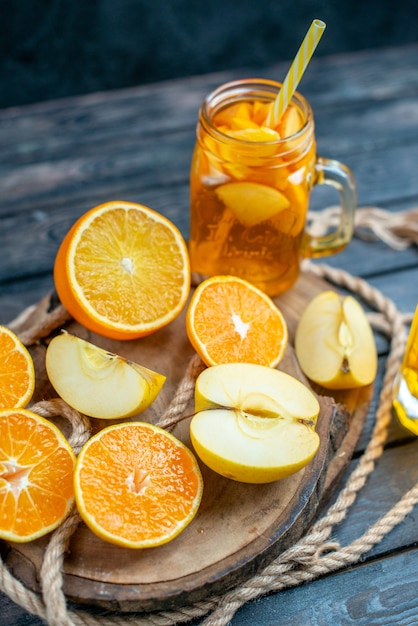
(2, 273), (371, 612)
(1, 43), (418, 625)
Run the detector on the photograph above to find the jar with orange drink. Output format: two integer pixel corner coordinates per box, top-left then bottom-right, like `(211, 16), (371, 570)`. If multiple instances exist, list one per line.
(189, 78), (357, 296)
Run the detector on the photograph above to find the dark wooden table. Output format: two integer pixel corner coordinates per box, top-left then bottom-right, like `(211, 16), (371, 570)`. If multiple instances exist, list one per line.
(1, 43), (418, 625)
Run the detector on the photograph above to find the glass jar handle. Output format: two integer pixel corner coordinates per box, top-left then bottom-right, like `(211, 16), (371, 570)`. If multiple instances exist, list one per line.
(303, 157), (357, 258)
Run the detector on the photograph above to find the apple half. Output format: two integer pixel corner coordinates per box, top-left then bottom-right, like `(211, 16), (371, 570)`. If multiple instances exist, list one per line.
(190, 363), (320, 484)
(295, 291), (378, 390)
(46, 333), (166, 419)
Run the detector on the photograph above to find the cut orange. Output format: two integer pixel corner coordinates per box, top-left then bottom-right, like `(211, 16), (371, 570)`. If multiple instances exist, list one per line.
(74, 422), (203, 548)
(0, 408), (76, 542)
(54, 201), (191, 340)
(186, 275), (288, 367)
(0, 325), (35, 410)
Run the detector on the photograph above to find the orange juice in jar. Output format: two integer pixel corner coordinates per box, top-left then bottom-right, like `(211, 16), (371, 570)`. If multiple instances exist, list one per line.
(189, 79), (356, 296)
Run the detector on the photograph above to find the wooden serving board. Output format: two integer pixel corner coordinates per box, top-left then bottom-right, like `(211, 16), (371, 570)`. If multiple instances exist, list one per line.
(2, 271), (373, 613)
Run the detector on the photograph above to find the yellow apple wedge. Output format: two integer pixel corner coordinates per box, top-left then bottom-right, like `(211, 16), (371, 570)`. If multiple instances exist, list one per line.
(215, 182), (290, 227)
(279, 105), (303, 138)
(294, 291), (378, 390)
(190, 363), (320, 484)
(45, 333), (166, 419)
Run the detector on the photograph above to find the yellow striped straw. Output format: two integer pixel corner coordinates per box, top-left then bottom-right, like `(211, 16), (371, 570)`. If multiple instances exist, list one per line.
(266, 19), (326, 128)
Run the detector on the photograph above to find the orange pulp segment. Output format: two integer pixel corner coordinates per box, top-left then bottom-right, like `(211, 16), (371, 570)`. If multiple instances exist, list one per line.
(186, 275), (288, 367)
(0, 408), (76, 542)
(0, 325), (35, 409)
(54, 201), (191, 340)
(74, 422), (203, 548)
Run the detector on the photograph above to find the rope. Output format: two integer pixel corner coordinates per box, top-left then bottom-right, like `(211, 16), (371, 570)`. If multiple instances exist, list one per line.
(2, 206), (418, 625)
(308, 205), (418, 250)
(8, 295), (71, 347)
(155, 353), (206, 431)
(31, 398), (92, 455)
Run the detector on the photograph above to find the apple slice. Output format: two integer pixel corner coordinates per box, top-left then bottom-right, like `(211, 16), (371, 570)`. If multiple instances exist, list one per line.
(46, 333), (166, 419)
(228, 117), (260, 131)
(279, 105), (303, 138)
(215, 181), (290, 228)
(295, 291), (378, 389)
(226, 126), (280, 142)
(190, 363), (320, 483)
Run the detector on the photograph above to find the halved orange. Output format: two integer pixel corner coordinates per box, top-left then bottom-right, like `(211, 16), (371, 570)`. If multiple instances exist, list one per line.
(74, 422), (203, 548)
(186, 275), (288, 367)
(54, 201), (191, 340)
(0, 325), (35, 409)
(0, 408), (76, 542)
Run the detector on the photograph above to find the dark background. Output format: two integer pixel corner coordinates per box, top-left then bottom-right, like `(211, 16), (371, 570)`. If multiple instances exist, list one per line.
(1, 0), (418, 109)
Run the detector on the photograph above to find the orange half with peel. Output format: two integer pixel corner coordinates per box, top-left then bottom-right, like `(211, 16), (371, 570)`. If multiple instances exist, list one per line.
(54, 201), (191, 340)
(74, 422), (203, 548)
(0, 408), (76, 542)
(0, 325), (35, 409)
(186, 275), (288, 367)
